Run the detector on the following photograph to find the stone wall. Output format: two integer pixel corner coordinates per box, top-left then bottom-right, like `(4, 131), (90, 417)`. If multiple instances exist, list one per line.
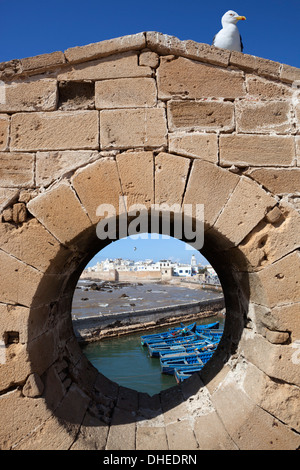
(0, 32), (299, 450)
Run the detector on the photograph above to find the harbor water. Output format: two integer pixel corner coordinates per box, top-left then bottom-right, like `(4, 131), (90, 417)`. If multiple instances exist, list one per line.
(81, 315), (225, 395)
(74, 280), (225, 395)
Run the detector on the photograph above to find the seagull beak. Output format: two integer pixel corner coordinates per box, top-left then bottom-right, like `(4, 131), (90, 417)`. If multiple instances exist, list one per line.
(236, 16), (246, 20)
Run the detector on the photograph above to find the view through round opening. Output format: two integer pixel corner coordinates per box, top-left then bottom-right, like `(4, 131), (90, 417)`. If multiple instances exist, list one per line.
(71, 234), (225, 395)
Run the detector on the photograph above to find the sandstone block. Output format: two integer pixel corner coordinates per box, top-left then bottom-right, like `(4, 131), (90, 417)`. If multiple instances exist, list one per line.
(211, 379), (299, 449)
(230, 52), (281, 79)
(106, 407), (136, 450)
(0, 249), (43, 306)
(11, 111), (99, 151)
(0, 303), (29, 345)
(183, 160), (239, 229)
(57, 52), (152, 81)
(155, 152), (190, 205)
(27, 181), (92, 246)
(236, 100), (292, 134)
(36, 150), (99, 187)
(100, 108), (167, 149)
(136, 426), (168, 450)
(219, 134), (295, 167)
(243, 362), (300, 432)
(23, 373), (44, 397)
(139, 51), (159, 68)
(265, 304), (300, 342)
(240, 329), (300, 387)
(246, 75), (293, 99)
(280, 63), (300, 84)
(194, 411), (237, 450)
(72, 157), (124, 224)
(116, 151), (154, 209)
(169, 132), (218, 162)
(247, 168), (300, 195)
(0, 79), (58, 112)
(0, 152), (34, 188)
(146, 32), (230, 67)
(167, 100), (234, 132)
(0, 114), (9, 151)
(0, 188), (19, 212)
(212, 177), (276, 248)
(64, 32), (146, 64)
(0, 218), (71, 274)
(166, 420), (199, 450)
(95, 77), (157, 109)
(20, 51), (65, 73)
(236, 204), (300, 271)
(158, 56), (245, 99)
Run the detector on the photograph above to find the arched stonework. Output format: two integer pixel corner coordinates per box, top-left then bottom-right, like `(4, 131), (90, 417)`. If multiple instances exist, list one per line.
(0, 32), (299, 450)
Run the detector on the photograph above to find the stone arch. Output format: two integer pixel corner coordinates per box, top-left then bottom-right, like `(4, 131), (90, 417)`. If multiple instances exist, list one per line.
(0, 32), (299, 450)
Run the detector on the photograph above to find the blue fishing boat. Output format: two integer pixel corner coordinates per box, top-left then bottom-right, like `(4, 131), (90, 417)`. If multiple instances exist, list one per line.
(174, 366), (203, 383)
(149, 337), (218, 357)
(160, 351), (215, 375)
(140, 321), (219, 346)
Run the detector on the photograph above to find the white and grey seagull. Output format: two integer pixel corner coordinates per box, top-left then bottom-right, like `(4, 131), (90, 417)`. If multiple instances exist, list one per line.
(212, 10), (246, 52)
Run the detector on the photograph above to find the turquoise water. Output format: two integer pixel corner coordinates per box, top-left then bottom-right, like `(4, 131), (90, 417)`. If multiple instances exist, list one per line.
(81, 315), (225, 396)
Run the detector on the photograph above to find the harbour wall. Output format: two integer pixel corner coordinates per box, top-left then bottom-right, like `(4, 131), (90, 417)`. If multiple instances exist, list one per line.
(73, 297), (225, 342)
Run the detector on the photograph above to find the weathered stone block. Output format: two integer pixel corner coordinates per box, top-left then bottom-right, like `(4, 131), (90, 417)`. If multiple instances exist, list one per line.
(0, 114), (9, 151)
(158, 56), (245, 99)
(11, 111), (99, 151)
(167, 100), (234, 132)
(219, 134), (295, 167)
(280, 63), (300, 83)
(194, 411), (237, 450)
(212, 177), (276, 248)
(236, 100), (292, 134)
(0, 249), (43, 306)
(116, 151), (154, 209)
(20, 51), (65, 73)
(27, 181), (92, 246)
(146, 32), (230, 67)
(183, 160), (239, 229)
(169, 132), (218, 162)
(0, 188), (19, 212)
(247, 168), (300, 195)
(0, 152), (34, 188)
(136, 426), (168, 450)
(235, 204), (300, 271)
(57, 52), (152, 81)
(211, 379), (300, 449)
(155, 152), (190, 205)
(0, 79), (58, 112)
(246, 75), (293, 99)
(71, 157), (124, 224)
(240, 329), (300, 386)
(0, 218), (71, 274)
(64, 32), (146, 64)
(95, 77), (157, 109)
(139, 51), (159, 68)
(36, 150), (99, 187)
(166, 419), (199, 450)
(100, 108), (167, 149)
(243, 362), (300, 432)
(252, 251), (300, 308)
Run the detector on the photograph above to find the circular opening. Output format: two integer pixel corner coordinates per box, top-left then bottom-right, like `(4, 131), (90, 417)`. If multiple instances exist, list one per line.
(71, 233), (225, 395)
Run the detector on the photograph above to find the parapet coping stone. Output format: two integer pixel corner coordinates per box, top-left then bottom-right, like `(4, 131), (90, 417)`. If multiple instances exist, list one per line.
(0, 31), (299, 84)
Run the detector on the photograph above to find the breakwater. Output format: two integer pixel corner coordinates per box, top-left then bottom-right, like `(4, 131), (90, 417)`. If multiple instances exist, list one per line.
(73, 296), (225, 342)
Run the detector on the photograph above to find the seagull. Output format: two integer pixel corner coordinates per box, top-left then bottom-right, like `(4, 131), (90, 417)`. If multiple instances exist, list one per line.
(212, 10), (246, 52)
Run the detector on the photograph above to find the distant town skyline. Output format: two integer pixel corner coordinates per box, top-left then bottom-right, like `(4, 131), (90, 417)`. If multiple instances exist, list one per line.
(86, 234), (210, 268)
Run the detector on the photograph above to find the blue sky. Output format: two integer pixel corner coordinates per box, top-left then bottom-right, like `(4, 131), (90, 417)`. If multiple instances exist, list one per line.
(1, 0), (299, 67)
(87, 235), (209, 267)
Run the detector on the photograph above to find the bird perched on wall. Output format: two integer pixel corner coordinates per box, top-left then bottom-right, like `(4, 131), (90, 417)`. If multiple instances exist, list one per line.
(212, 10), (246, 52)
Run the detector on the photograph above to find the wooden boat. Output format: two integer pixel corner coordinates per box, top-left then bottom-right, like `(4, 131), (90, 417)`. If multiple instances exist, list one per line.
(140, 322), (197, 346)
(140, 321), (220, 346)
(149, 338), (218, 358)
(174, 366), (203, 383)
(160, 351), (215, 375)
